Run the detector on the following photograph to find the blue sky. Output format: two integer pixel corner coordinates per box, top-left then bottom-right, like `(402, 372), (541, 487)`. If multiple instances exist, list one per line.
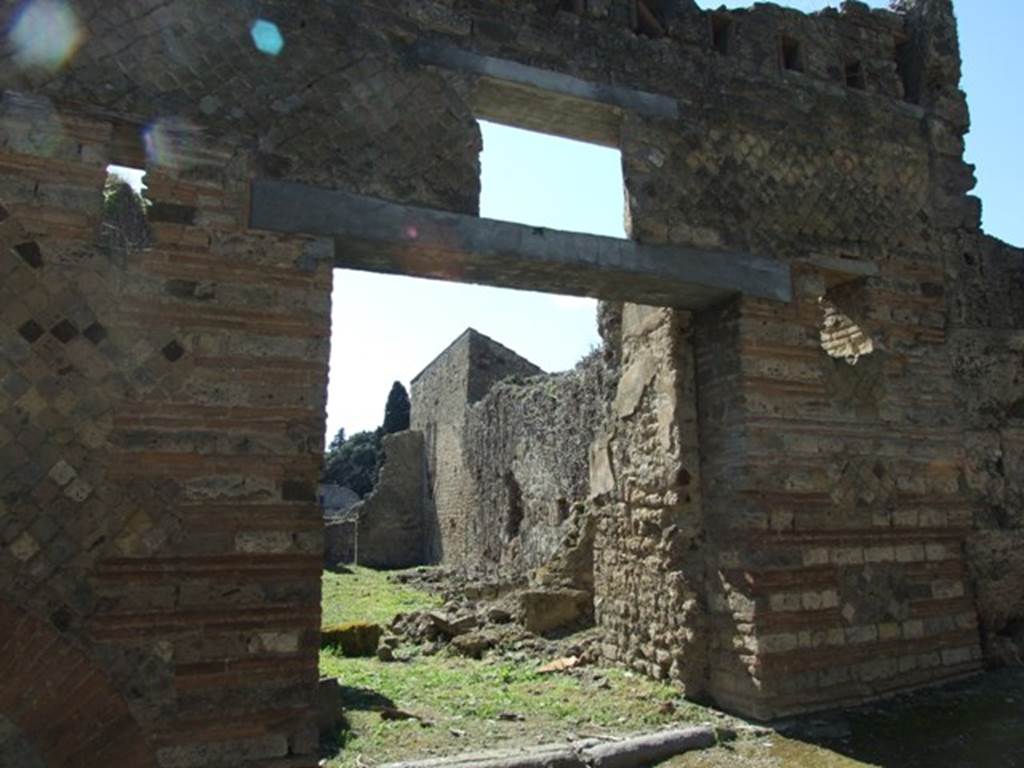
(109, 1), (1021, 440)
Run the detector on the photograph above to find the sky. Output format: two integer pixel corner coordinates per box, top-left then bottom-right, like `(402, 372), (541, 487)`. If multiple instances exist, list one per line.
(109, 1), (1021, 442)
(324, 124), (624, 439)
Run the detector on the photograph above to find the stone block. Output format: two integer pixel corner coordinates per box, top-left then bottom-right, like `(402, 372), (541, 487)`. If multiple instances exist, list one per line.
(519, 588), (592, 635)
(321, 623), (383, 657)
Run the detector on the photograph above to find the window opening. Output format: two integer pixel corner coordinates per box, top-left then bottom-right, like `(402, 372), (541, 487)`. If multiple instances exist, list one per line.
(780, 35), (803, 73)
(819, 298), (874, 365)
(895, 37), (918, 104)
(711, 14), (733, 55)
(477, 120), (626, 240)
(845, 60), (866, 90)
(102, 164), (150, 257)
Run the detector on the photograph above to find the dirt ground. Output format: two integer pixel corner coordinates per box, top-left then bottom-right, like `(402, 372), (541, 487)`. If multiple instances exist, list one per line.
(668, 668), (1024, 768)
(320, 568), (1024, 767)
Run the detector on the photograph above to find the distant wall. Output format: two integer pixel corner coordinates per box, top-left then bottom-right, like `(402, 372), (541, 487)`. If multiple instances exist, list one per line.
(411, 332), (472, 564)
(324, 519), (357, 568)
(462, 351), (614, 576)
(324, 431), (427, 570)
(319, 484), (360, 519)
(410, 329), (541, 566)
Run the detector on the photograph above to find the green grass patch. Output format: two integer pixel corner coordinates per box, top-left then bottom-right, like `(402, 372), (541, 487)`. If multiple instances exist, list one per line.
(320, 650), (705, 767)
(321, 567), (441, 628)
(318, 567), (710, 766)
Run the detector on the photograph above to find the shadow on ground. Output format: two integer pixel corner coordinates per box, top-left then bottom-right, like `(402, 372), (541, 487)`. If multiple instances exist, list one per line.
(320, 686), (396, 758)
(787, 668), (1024, 767)
(674, 668), (1024, 768)
(338, 685), (397, 712)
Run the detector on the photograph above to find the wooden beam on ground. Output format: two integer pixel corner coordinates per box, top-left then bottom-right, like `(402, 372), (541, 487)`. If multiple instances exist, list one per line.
(375, 725), (718, 768)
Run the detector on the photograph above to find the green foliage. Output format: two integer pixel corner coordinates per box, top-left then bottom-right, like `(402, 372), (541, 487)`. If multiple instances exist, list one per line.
(318, 653), (697, 767)
(101, 173), (151, 253)
(323, 381), (410, 495)
(328, 427), (347, 453)
(322, 428), (381, 497)
(382, 381), (411, 434)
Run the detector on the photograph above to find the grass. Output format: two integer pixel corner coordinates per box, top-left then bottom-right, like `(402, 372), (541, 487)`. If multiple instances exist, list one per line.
(321, 567), (442, 628)
(320, 651), (706, 767)
(318, 566), (712, 767)
(321, 569), (1024, 767)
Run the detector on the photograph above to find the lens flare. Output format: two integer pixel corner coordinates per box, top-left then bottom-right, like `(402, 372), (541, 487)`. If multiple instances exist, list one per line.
(143, 117), (200, 170)
(8, 0), (84, 71)
(250, 19), (284, 56)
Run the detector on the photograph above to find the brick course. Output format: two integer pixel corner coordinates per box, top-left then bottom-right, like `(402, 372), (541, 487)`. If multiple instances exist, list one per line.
(0, 0), (1020, 760)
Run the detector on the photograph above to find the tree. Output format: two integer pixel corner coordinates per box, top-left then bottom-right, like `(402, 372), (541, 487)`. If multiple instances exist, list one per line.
(327, 427), (346, 454)
(382, 381), (411, 434)
(322, 382), (409, 497)
(322, 429), (381, 497)
(101, 173), (150, 256)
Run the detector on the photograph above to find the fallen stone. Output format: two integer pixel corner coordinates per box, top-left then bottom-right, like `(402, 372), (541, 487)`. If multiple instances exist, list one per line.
(580, 726), (717, 768)
(519, 589), (592, 635)
(321, 622), (383, 657)
(537, 656), (580, 674)
(379, 743), (583, 768)
(425, 611), (456, 637)
(378, 644), (395, 662)
(486, 606), (513, 624)
(447, 614), (480, 636)
(451, 631), (494, 659)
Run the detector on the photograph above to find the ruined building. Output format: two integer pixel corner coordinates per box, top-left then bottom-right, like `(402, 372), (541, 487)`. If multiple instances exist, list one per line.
(324, 326), (607, 576)
(1, 0), (1022, 765)
(411, 328), (544, 565)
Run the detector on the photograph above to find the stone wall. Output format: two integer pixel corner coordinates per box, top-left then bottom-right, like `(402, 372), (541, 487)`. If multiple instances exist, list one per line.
(950, 233), (1024, 664)
(0, 2), (479, 762)
(462, 349), (615, 577)
(411, 329), (541, 566)
(323, 518), (357, 569)
(1, 0), (1021, 752)
(324, 431), (428, 570)
(609, 0), (990, 720)
(591, 304), (707, 694)
(0, 97), (331, 765)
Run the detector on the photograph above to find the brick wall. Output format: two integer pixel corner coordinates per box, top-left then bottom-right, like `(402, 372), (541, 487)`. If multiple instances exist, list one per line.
(613, 0), (987, 718)
(0, 95), (330, 765)
(951, 233), (1024, 665)
(1, 0), (1020, 746)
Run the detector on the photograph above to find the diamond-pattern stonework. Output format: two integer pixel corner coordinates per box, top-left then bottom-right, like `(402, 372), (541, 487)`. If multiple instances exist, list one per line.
(0, 0), (1019, 761)
(0, 92), (329, 766)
